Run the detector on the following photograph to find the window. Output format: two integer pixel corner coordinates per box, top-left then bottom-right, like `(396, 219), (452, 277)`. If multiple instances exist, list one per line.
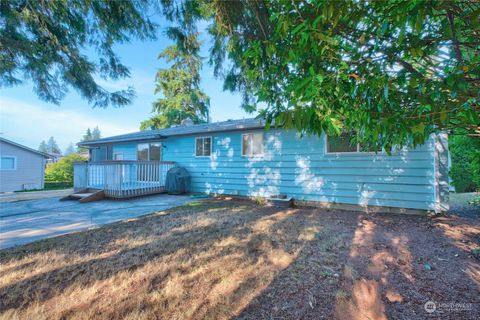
(149, 143), (161, 161)
(195, 137), (211, 157)
(326, 132), (357, 153)
(91, 146), (107, 161)
(1, 156), (16, 170)
(137, 143), (162, 161)
(326, 133), (380, 153)
(113, 153), (123, 160)
(137, 144), (149, 160)
(242, 133), (264, 157)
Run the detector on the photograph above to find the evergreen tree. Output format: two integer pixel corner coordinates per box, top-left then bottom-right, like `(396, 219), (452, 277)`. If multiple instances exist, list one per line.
(92, 126), (101, 140)
(140, 33), (209, 130)
(47, 137), (61, 154)
(82, 128), (93, 142)
(0, 0), (156, 107)
(38, 140), (48, 153)
(78, 127), (100, 152)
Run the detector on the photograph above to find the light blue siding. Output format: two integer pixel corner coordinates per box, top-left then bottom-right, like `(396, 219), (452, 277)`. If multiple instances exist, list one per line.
(161, 129), (436, 210)
(112, 144), (137, 160)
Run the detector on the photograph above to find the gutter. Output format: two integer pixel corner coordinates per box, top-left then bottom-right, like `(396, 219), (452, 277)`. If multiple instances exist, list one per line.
(76, 124), (268, 147)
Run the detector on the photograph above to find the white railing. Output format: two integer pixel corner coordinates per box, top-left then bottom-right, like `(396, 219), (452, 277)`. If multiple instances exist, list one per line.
(73, 161), (176, 198)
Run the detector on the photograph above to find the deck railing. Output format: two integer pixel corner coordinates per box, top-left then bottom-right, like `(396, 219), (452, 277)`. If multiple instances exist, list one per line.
(73, 161), (176, 198)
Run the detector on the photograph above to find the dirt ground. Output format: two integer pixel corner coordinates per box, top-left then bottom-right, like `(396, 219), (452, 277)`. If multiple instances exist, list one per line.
(0, 198), (479, 319)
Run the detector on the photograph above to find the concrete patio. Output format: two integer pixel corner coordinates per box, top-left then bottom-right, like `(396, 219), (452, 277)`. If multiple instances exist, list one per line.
(0, 191), (196, 249)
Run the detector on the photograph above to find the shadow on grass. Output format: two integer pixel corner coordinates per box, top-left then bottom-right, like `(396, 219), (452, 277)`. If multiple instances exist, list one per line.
(237, 211), (480, 319)
(0, 199), (479, 319)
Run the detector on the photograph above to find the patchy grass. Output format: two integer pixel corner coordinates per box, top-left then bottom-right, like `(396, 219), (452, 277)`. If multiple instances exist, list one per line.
(0, 199), (479, 319)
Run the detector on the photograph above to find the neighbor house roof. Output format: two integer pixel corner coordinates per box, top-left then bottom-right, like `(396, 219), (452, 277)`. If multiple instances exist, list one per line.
(0, 137), (52, 158)
(78, 118), (267, 146)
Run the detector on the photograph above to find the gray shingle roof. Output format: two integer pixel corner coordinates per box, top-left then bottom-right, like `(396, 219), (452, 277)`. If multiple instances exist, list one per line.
(78, 118), (266, 146)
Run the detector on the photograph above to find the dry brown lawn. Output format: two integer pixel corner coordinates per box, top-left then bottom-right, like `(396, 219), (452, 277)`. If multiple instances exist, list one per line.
(0, 198), (479, 319)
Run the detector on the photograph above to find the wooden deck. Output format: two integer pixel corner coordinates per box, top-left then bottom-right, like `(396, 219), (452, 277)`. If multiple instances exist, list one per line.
(73, 161), (176, 198)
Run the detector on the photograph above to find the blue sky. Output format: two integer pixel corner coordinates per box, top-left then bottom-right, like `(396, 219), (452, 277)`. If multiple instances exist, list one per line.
(0, 19), (251, 152)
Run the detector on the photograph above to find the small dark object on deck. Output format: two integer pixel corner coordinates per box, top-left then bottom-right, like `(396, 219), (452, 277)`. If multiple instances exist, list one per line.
(165, 167), (190, 195)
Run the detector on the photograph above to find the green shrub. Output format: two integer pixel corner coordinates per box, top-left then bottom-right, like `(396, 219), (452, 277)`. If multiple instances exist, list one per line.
(45, 153), (87, 185)
(449, 135), (480, 192)
(44, 181), (73, 189)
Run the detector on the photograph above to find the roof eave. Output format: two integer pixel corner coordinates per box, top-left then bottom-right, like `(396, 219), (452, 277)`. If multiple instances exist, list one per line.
(77, 125), (267, 146)
(77, 135), (167, 147)
(0, 138), (52, 158)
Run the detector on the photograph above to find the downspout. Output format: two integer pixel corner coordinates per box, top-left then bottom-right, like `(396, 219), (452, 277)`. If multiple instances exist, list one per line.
(434, 132), (450, 213)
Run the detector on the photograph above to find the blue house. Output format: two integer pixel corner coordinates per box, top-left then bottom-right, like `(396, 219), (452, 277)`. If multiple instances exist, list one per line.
(76, 118), (449, 213)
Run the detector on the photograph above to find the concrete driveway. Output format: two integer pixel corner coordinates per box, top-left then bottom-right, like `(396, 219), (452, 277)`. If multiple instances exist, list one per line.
(0, 191), (196, 249)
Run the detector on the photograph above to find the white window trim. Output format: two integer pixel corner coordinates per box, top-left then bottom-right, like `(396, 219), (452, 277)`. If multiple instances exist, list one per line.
(195, 136), (212, 158)
(0, 156), (17, 170)
(113, 153), (124, 160)
(241, 132), (265, 158)
(324, 135), (383, 155)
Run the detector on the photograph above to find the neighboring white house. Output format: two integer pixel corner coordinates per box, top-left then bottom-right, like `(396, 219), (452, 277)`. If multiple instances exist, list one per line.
(0, 138), (51, 192)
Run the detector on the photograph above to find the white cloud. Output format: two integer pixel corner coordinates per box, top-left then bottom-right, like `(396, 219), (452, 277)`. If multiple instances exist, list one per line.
(0, 97), (137, 151)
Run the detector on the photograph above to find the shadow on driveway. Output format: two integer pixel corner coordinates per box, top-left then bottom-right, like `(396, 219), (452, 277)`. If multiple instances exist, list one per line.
(0, 193), (196, 249)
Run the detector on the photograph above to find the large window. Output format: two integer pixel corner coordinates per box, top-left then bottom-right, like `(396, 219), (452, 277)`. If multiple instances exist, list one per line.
(137, 143), (162, 161)
(195, 137), (212, 157)
(326, 133), (378, 153)
(242, 133), (264, 157)
(0, 156), (16, 170)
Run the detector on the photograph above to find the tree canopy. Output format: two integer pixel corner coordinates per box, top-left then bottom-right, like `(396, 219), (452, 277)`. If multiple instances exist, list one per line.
(140, 32), (209, 130)
(3, 1), (479, 149)
(0, 0), (156, 107)
(159, 0), (479, 150)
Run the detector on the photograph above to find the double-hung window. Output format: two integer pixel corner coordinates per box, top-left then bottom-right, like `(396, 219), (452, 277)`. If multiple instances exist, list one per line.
(195, 137), (211, 157)
(0, 156), (16, 170)
(242, 133), (264, 157)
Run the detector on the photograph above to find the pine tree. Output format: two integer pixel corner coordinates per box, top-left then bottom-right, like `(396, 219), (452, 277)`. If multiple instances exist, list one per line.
(140, 33), (209, 130)
(82, 129), (93, 142)
(47, 137), (61, 154)
(92, 126), (101, 140)
(0, 0), (156, 107)
(38, 140), (48, 153)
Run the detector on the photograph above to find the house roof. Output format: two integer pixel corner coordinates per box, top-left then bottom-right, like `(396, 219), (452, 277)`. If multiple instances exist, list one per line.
(0, 137), (52, 158)
(78, 118), (267, 146)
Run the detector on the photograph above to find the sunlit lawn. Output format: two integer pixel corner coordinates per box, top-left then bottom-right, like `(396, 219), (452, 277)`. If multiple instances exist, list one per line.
(1, 199), (478, 319)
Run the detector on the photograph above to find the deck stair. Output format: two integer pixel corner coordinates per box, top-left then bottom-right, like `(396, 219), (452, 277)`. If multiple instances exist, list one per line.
(61, 189), (105, 203)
